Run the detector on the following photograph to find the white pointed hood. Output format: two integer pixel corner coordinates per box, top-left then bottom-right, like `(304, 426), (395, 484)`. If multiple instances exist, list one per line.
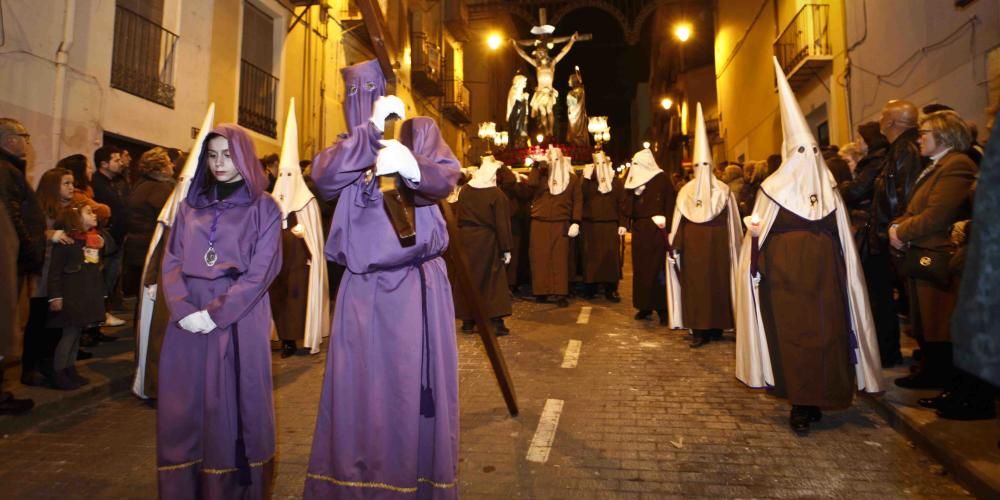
(157, 103), (215, 226)
(677, 103), (729, 223)
(583, 151), (614, 194)
(272, 99), (315, 217)
(760, 57), (837, 220)
(546, 145), (572, 195)
(624, 148), (662, 190)
(469, 155), (502, 189)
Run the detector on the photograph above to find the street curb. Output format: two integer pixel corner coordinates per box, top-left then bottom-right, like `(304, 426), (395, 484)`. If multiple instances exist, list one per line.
(0, 368), (135, 434)
(861, 393), (999, 499)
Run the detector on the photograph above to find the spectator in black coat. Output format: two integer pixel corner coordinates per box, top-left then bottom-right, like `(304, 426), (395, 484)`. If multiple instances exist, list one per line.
(91, 145), (129, 327)
(122, 147), (176, 297)
(0, 118), (46, 278)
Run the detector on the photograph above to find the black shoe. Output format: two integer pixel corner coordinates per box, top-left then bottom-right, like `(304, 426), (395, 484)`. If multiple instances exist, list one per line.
(709, 330), (723, 341)
(789, 406), (812, 434)
(80, 334), (99, 348)
(0, 392), (34, 415)
(556, 297), (569, 308)
(894, 371), (946, 390)
(604, 290), (621, 303)
(67, 366), (90, 386)
(96, 333), (118, 342)
(881, 352), (904, 368)
(634, 310), (652, 320)
(807, 406), (823, 422)
(918, 391), (955, 410)
(77, 350), (93, 361)
(492, 319), (510, 337)
(689, 334), (709, 349)
(460, 320), (475, 333)
(280, 341), (297, 359)
(52, 370), (81, 391)
(20, 371), (48, 387)
(937, 399), (997, 421)
(535, 295), (549, 303)
(657, 311), (668, 326)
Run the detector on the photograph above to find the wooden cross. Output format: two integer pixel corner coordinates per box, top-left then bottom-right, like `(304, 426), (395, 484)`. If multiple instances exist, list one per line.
(515, 8), (593, 47)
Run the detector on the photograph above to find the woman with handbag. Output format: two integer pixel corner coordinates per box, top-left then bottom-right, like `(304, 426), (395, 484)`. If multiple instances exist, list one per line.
(889, 110), (977, 389)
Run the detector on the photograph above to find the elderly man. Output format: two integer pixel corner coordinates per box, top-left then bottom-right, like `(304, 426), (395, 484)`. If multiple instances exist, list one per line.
(0, 117), (42, 414)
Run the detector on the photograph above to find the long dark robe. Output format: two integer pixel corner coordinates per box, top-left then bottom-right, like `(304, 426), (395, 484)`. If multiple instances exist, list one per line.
(581, 176), (624, 284)
(624, 174), (675, 311)
(269, 212), (310, 341)
(673, 207), (734, 330)
(499, 169), (533, 289)
(454, 186), (512, 319)
(528, 169), (582, 296)
(758, 208), (854, 409)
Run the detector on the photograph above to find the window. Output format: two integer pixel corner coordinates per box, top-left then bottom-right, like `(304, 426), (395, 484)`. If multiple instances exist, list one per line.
(238, 2), (278, 138)
(111, 0), (178, 108)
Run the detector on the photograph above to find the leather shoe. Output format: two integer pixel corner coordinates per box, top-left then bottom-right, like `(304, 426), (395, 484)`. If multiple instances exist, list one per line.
(0, 392), (34, 415)
(657, 311), (668, 326)
(789, 406), (812, 434)
(280, 341), (297, 358)
(80, 334), (99, 348)
(894, 371), (946, 390)
(634, 310), (652, 320)
(604, 290), (621, 303)
(808, 406), (823, 422)
(689, 334), (709, 349)
(556, 297), (569, 308)
(918, 391), (955, 410)
(96, 333), (118, 343)
(460, 320), (475, 333)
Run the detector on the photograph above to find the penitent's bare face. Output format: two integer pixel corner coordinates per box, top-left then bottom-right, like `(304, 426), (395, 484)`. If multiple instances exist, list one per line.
(205, 136), (243, 183)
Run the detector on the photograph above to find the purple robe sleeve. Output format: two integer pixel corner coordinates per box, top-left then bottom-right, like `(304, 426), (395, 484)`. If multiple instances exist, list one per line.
(403, 152), (461, 205)
(204, 202), (282, 329)
(311, 123), (381, 199)
(161, 208), (200, 322)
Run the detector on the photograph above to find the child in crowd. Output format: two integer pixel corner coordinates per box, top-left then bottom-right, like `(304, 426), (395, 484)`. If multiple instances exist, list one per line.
(47, 203), (107, 390)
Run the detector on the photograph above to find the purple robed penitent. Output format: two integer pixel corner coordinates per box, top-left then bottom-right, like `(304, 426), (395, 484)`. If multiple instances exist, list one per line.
(157, 124), (282, 499)
(304, 117), (461, 499)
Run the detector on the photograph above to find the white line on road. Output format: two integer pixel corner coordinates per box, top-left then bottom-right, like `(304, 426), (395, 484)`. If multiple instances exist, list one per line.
(561, 340), (582, 368)
(526, 399), (565, 463)
(576, 306), (592, 324)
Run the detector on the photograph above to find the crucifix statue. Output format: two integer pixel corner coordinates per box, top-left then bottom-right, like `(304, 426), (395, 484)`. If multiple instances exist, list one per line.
(510, 8), (591, 139)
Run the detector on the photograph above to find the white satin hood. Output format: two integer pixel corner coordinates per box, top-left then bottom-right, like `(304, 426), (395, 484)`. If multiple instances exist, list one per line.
(677, 103), (729, 223)
(469, 156), (502, 189)
(547, 145), (572, 195)
(272, 99), (316, 217)
(583, 151), (614, 194)
(625, 148), (662, 190)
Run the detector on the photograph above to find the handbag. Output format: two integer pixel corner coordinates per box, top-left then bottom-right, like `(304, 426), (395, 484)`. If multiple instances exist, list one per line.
(901, 245), (953, 287)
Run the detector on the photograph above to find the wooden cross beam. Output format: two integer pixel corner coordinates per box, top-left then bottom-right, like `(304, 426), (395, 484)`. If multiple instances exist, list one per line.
(355, 0), (397, 87)
(515, 8), (593, 47)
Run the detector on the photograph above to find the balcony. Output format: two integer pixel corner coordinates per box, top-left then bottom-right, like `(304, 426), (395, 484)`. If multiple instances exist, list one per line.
(111, 5), (179, 108)
(411, 31), (443, 96)
(773, 4), (832, 90)
(442, 79), (471, 124)
(444, 0), (469, 42)
(238, 60), (279, 138)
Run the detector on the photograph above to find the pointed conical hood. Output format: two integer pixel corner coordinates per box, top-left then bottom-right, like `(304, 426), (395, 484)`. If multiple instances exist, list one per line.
(157, 103), (215, 225)
(625, 148), (662, 190)
(760, 57), (837, 221)
(677, 102), (728, 223)
(272, 98), (316, 217)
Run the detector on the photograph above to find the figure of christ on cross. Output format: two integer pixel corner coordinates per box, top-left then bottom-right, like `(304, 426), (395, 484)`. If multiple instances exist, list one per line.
(511, 31), (580, 139)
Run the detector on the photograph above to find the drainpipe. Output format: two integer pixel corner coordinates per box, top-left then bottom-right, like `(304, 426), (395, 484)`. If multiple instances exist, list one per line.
(51, 0), (76, 163)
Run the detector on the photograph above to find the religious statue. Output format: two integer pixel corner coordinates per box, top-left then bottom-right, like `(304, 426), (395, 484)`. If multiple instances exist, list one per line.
(511, 31), (579, 139)
(507, 74), (530, 148)
(566, 66), (589, 147)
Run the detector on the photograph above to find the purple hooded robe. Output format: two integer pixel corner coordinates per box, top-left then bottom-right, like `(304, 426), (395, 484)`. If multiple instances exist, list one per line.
(157, 124), (282, 499)
(304, 117), (461, 499)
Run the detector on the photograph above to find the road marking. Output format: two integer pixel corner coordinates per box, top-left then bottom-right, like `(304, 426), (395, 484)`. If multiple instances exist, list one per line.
(576, 306), (592, 324)
(526, 399), (565, 463)
(561, 340), (582, 368)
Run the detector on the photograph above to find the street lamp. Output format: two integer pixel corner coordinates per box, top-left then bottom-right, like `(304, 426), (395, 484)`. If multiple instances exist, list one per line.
(478, 121), (497, 154)
(588, 116), (610, 150)
(487, 32), (503, 51)
(673, 22), (692, 43)
(660, 97), (673, 111)
(493, 131), (509, 150)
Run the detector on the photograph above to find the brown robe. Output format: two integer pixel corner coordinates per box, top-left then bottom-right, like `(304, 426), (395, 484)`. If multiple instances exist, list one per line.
(269, 212), (310, 341)
(581, 176), (625, 284)
(137, 227), (170, 399)
(499, 169), (533, 289)
(623, 173), (675, 311)
(758, 208), (854, 409)
(895, 151), (976, 342)
(528, 168), (583, 296)
(454, 185), (512, 319)
(673, 207), (734, 330)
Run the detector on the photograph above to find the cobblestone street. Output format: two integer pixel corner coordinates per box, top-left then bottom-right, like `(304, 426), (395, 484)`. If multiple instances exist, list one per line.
(0, 266), (972, 498)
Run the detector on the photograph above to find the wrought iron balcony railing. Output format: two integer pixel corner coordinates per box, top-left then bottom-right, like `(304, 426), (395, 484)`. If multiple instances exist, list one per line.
(411, 31), (444, 97)
(111, 5), (178, 108)
(773, 4), (832, 89)
(238, 60), (279, 138)
(442, 79), (471, 124)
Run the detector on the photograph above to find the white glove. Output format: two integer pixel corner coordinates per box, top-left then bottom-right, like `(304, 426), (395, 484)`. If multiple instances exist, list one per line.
(567, 223), (580, 238)
(617, 226), (627, 236)
(743, 214), (762, 238)
(376, 139), (421, 183)
(667, 251), (679, 266)
(290, 223), (306, 238)
(634, 185), (646, 196)
(178, 310), (217, 334)
(502, 252), (511, 265)
(651, 215), (666, 229)
(369, 95), (405, 132)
